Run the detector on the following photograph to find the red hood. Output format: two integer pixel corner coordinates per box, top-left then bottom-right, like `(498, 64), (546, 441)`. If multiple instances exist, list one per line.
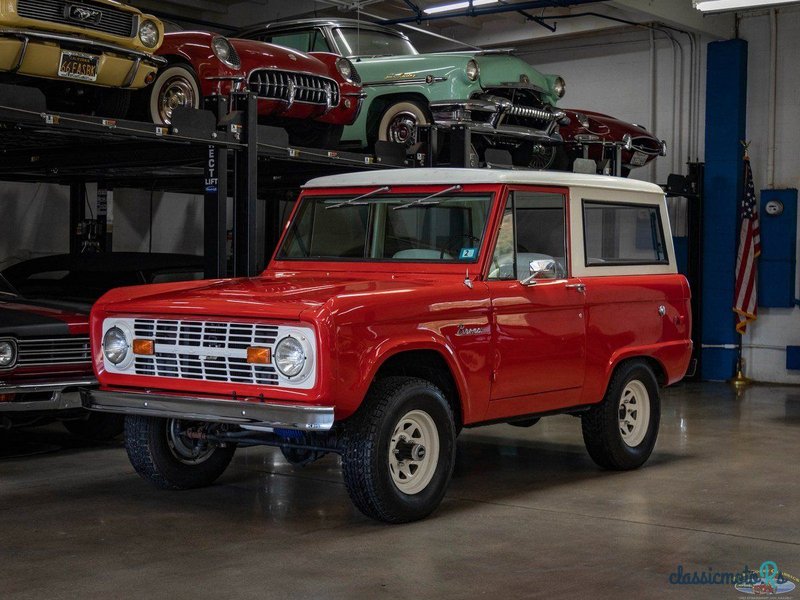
(97, 275), (435, 322)
(229, 38), (333, 76)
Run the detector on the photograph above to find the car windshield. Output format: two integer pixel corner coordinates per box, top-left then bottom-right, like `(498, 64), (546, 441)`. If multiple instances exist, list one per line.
(333, 27), (418, 58)
(278, 191), (492, 262)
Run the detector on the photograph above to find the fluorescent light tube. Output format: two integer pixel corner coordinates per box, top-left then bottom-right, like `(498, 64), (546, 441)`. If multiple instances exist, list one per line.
(695, 0), (800, 12)
(424, 0), (498, 15)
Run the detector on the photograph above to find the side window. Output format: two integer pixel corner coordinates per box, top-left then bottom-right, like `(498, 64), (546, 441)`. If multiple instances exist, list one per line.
(583, 201), (668, 265)
(488, 192), (567, 281)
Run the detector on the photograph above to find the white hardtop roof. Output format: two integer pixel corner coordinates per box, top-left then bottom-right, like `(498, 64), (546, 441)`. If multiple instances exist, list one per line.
(303, 168), (664, 195)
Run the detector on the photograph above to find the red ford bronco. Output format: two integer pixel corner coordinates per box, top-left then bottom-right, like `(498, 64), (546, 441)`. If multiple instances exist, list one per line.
(83, 169), (692, 523)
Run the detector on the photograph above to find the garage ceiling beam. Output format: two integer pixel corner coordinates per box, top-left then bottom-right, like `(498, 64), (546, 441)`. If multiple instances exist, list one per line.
(606, 0), (735, 38)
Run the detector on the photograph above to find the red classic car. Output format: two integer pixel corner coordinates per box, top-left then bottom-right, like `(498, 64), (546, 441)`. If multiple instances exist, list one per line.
(528, 109), (667, 175)
(143, 31), (363, 147)
(0, 274), (120, 439)
(82, 169), (692, 523)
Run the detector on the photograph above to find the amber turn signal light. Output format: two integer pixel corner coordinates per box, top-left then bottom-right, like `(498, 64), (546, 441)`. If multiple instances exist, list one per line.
(247, 347), (271, 364)
(132, 339), (155, 355)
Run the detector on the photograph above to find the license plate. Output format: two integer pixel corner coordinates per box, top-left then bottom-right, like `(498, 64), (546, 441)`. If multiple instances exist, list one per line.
(630, 151), (648, 167)
(58, 51), (99, 82)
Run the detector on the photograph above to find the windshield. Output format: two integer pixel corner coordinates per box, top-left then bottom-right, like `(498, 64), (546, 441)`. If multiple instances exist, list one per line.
(334, 27), (418, 58)
(278, 192), (492, 262)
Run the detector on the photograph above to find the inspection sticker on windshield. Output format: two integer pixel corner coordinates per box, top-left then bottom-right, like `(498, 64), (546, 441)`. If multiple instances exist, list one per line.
(459, 248), (477, 260)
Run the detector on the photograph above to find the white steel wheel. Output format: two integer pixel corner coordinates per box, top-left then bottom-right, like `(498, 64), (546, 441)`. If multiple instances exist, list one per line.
(618, 380), (650, 447)
(149, 65), (201, 125)
(388, 409), (440, 495)
(378, 101), (430, 147)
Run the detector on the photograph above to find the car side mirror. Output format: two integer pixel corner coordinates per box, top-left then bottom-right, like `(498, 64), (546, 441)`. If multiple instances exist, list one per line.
(521, 259), (556, 286)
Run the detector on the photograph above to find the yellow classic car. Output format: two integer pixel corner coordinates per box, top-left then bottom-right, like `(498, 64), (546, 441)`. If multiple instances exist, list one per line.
(0, 0), (165, 115)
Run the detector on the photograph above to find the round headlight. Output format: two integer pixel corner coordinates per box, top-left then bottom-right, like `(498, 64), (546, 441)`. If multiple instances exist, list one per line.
(466, 59), (479, 82)
(212, 37), (240, 69)
(0, 340), (17, 368)
(336, 57), (360, 84)
(554, 76), (566, 98)
(622, 133), (634, 151)
(139, 20), (160, 49)
(274, 336), (306, 378)
(103, 327), (129, 366)
(576, 112), (590, 128)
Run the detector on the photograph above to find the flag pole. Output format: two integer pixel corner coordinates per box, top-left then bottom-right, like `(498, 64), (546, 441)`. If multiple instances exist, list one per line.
(731, 333), (751, 391)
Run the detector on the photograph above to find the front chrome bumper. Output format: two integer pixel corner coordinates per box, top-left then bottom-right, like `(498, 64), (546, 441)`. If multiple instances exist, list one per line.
(0, 29), (166, 65)
(430, 97), (565, 144)
(0, 375), (96, 412)
(82, 389), (335, 431)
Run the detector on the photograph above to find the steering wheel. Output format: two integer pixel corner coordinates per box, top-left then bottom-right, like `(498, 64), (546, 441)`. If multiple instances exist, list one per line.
(441, 234), (481, 259)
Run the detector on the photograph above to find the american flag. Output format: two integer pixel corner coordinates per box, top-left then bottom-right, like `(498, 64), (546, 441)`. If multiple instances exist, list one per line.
(733, 156), (760, 334)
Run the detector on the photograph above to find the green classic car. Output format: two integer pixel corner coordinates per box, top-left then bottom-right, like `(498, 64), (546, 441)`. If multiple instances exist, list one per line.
(236, 18), (567, 152)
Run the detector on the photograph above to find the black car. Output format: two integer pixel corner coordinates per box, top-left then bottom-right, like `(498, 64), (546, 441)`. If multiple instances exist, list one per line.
(3, 252), (205, 304)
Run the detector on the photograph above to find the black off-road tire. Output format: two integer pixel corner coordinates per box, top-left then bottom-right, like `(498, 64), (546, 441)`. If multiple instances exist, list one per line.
(341, 376), (457, 524)
(63, 412), (124, 441)
(581, 360), (660, 470)
(124, 415), (236, 490)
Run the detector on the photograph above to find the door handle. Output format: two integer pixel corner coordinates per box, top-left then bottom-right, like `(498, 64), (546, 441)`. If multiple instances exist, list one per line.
(565, 283), (586, 293)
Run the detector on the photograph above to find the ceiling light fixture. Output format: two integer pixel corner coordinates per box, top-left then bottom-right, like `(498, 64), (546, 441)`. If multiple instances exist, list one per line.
(694, 0), (800, 12)
(424, 0), (498, 15)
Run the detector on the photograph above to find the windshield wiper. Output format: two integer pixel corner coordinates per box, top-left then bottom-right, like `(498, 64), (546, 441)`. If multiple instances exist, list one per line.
(325, 186), (391, 211)
(392, 185), (463, 211)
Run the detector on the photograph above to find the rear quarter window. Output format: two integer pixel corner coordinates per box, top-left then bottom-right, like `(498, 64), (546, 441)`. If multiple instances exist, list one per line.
(583, 200), (668, 266)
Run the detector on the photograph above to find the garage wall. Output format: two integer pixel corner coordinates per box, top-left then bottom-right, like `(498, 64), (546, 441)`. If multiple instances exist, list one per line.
(739, 7), (800, 384)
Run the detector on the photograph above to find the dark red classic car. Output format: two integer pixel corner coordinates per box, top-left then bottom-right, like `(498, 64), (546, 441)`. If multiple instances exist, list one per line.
(537, 109), (666, 175)
(143, 32), (364, 147)
(0, 274), (120, 439)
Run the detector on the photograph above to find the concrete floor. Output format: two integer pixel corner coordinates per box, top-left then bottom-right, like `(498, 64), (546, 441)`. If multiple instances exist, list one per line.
(1, 382), (798, 599)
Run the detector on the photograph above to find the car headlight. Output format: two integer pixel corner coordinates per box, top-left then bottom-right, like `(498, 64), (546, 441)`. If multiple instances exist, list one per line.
(139, 20), (160, 49)
(212, 37), (240, 69)
(466, 59), (479, 82)
(622, 133), (634, 151)
(274, 336), (306, 378)
(554, 76), (566, 98)
(0, 339), (17, 369)
(336, 57), (360, 84)
(103, 327), (129, 366)
(576, 112), (590, 128)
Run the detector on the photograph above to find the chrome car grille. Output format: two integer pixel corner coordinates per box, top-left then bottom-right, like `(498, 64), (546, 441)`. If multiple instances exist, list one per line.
(16, 0), (137, 39)
(132, 319), (280, 386)
(17, 336), (91, 366)
(248, 70), (339, 107)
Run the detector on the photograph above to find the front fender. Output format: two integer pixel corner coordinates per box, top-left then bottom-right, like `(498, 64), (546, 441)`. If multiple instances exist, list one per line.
(334, 333), (476, 423)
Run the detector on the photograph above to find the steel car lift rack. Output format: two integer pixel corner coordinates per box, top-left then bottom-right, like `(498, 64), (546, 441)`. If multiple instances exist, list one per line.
(0, 84), (407, 280)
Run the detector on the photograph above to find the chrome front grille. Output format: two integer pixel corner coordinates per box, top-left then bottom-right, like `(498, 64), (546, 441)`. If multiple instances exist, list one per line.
(16, 0), (137, 39)
(248, 70), (339, 107)
(17, 337), (91, 366)
(132, 319), (280, 386)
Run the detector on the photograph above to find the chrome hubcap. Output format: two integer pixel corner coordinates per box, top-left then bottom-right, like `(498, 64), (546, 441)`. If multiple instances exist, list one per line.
(386, 111), (420, 146)
(388, 409), (439, 495)
(159, 77), (196, 124)
(618, 380), (650, 447)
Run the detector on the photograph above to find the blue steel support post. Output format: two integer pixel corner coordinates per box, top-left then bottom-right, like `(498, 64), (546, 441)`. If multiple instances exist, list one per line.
(701, 39), (748, 380)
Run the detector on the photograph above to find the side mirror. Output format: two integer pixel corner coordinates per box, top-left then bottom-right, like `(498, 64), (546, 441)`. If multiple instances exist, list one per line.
(521, 259), (556, 286)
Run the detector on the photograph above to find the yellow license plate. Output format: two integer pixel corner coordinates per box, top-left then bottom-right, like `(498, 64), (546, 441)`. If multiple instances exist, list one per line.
(58, 51), (99, 82)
